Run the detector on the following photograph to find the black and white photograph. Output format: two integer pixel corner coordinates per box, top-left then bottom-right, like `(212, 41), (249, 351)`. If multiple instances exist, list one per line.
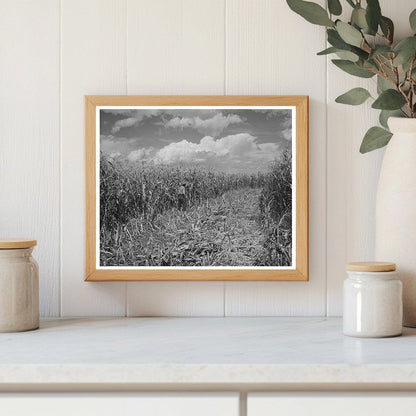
(98, 106), (295, 268)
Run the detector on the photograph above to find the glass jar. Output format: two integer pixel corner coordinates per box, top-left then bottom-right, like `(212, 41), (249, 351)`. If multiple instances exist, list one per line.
(343, 262), (402, 338)
(0, 239), (39, 332)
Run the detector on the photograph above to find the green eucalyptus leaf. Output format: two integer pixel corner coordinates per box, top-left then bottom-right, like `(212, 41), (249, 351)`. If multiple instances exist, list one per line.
(393, 36), (416, 67)
(404, 61), (414, 73)
(410, 9), (416, 32)
(377, 76), (392, 94)
(363, 59), (379, 71)
(317, 46), (338, 55)
(350, 45), (369, 60)
(336, 21), (363, 47)
(377, 67), (403, 92)
(332, 59), (375, 78)
(372, 45), (391, 58)
(327, 29), (351, 49)
(379, 110), (402, 129)
(353, 50), (367, 62)
(366, 0), (382, 34)
(336, 50), (359, 62)
(327, 29), (368, 59)
(351, 7), (369, 32)
(287, 0), (334, 26)
(394, 36), (416, 51)
(328, 0), (342, 16)
(380, 16), (394, 43)
(317, 46), (359, 61)
(360, 127), (392, 153)
(335, 87), (371, 105)
(372, 89), (406, 110)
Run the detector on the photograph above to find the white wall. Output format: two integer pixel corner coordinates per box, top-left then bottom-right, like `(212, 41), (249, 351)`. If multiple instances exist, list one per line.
(1, 0), (413, 317)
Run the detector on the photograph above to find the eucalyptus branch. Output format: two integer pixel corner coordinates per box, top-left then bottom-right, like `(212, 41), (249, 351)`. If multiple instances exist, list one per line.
(391, 59), (400, 85)
(374, 56), (386, 73)
(360, 43), (372, 54)
(376, 58), (399, 89)
(287, 0), (416, 152)
(408, 57), (416, 117)
(362, 37), (372, 53)
(397, 82), (412, 116)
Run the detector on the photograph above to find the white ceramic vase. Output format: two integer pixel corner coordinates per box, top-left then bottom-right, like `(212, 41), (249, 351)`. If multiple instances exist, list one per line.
(375, 117), (416, 327)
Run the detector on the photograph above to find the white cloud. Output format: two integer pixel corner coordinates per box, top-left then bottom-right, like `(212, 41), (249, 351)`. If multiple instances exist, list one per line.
(155, 133), (280, 166)
(109, 110), (162, 134)
(156, 140), (203, 163)
(127, 147), (154, 162)
(111, 117), (139, 133)
(101, 132), (283, 173)
(281, 128), (292, 141)
(165, 113), (243, 137)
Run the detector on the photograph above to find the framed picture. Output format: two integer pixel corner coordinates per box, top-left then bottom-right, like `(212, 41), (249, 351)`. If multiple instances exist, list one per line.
(85, 96), (308, 281)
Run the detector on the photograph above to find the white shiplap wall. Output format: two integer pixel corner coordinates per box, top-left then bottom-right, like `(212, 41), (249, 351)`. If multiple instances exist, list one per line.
(1, 0), (412, 317)
(61, 0), (127, 316)
(0, 0), (60, 316)
(126, 0), (226, 316)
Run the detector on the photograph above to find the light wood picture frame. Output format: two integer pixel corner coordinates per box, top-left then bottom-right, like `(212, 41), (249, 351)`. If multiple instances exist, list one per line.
(85, 96), (308, 281)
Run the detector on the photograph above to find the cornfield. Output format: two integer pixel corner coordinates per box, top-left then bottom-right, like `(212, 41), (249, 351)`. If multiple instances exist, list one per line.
(257, 151), (292, 266)
(100, 152), (292, 267)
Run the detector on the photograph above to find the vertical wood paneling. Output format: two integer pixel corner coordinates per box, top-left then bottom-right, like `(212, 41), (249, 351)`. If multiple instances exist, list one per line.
(0, 0), (60, 317)
(326, 0), (416, 316)
(126, 0), (226, 316)
(61, 0), (127, 316)
(127, 282), (224, 317)
(224, 0), (327, 315)
(126, 0), (226, 95)
(6, 0), (410, 317)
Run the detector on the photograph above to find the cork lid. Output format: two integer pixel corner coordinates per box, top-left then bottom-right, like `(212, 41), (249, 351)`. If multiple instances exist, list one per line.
(0, 239), (37, 249)
(346, 261), (396, 272)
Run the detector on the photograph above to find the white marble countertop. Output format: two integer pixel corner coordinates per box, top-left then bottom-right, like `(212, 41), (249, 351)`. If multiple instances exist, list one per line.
(0, 317), (416, 389)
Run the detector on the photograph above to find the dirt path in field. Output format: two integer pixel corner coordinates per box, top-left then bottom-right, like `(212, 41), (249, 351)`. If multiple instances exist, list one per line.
(111, 187), (265, 267)
(163, 187), (265, 266)
(210, 187), (263, 265)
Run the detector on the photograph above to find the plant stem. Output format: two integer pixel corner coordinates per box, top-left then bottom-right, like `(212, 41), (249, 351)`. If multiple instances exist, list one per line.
(397, 80), (412, 118)
(390, 59), (400, 85)
(377, 57), (399, 88)
(408, 57), (416, 117)
(372, 56), (412, 117)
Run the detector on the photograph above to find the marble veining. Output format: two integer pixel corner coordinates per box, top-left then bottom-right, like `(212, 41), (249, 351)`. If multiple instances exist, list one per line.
(0, 317), (415, 385)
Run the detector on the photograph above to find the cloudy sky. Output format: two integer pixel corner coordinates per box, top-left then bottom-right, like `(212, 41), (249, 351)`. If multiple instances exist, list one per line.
(100, 107), (292, 174)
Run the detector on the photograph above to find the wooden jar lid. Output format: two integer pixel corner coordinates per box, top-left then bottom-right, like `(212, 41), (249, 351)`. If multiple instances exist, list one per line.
(346, 261), (396, 272)
(0, 239), (37, 249)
